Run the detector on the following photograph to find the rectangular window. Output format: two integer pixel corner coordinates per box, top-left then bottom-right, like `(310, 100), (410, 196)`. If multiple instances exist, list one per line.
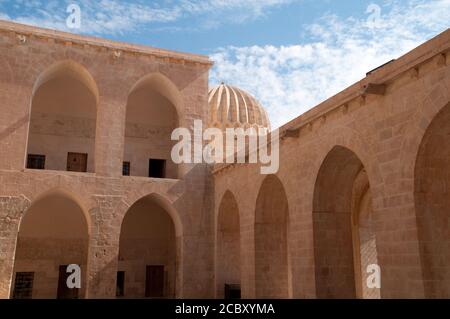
(122, 162), (131, 176)
(149, 159), (166, 178)
(12, 272), (34, 299)
(67, 152), (88, 172)
(26, 154), (45, 169)
(116, 271), (125, 297)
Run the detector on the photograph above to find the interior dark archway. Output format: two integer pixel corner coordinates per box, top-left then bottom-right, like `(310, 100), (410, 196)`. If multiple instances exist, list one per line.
(123, 74), (180, 179)
(313, 146), (378, 299)
(27, 61), (98, 173)
(12, 190), (89, 299)
(216, 191), (240, 298)
(118, 194), (179, 298)
(414, 102), (450, 298)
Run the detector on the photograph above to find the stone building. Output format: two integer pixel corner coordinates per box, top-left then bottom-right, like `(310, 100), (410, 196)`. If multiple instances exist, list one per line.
(0, 20), (449, 299)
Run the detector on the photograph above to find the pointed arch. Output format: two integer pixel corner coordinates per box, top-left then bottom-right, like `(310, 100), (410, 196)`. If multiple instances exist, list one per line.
(118, 193), (182, 298)
(26, 60), (99, 173)
(414, 102), (450, 298)
(254, 175), (290, 298)
(123, 73), (181, 179)
(12, 189), (90, 299)
(21, 188), (91, 233)
(128, 72), (182, 119)
(216, 190), (241, 298)
(313, 145), (378, 299)
(31, 60), (99, 103)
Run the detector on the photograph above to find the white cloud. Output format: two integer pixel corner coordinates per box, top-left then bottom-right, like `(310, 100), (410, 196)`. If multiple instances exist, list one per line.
(0, 0), (296, 34)
(210, 0), (450, 128)
(2, 0), (448, 129)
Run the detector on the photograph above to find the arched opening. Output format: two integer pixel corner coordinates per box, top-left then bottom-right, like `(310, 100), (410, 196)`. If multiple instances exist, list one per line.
(415, 102), (450, 298)
(26, 61), (98, 173)
(11, 190), (89, 299)
(216, 191), (240, 299)
(313, 146), (378, 299)
(118, 194), (179, 298)
(351, 169), (380, 299)
(123, 74), (180, 179)
(254, 175), (289, 298)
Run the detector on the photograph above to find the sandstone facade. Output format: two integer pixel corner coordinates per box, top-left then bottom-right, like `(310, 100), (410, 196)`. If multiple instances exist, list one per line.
(0, 20), (449, 299)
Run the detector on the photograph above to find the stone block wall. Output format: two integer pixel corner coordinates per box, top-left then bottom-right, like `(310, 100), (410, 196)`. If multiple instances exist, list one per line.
(213, 29), (450, 299)
(0, 20), (214, 299)
(0, 20), (449, 300)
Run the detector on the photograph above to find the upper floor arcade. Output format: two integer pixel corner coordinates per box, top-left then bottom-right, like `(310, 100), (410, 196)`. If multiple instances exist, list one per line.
(0, 20), (212, 181)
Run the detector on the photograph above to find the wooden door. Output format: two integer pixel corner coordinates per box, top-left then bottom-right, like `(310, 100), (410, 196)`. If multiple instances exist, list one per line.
(67, 152), (88, 172)
(145, 265), (164, 298)
(57, 265), (79, 299)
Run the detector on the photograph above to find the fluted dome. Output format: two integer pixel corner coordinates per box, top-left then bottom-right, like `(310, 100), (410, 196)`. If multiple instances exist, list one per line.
(208, 83), (270, 130)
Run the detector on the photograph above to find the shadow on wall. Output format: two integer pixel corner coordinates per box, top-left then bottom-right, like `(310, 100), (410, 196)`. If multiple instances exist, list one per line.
(254, 175), (289, 299)
(0, 115), (29, 143)
(11, 190), (89, 299)
(313, 145), (379, 299)
(414, 102), (450, 299)
(26, 60), (98, 173)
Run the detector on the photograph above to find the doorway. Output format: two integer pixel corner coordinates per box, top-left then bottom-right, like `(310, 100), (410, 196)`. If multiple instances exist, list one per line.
(145, 265), (164, 298)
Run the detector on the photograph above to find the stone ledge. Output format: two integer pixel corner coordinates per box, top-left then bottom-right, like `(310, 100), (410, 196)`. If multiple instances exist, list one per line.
(0, 19), (213, 67)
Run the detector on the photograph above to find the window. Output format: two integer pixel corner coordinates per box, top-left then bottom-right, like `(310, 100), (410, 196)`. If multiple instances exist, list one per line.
(122, 162), (130, 176)
(12, 272), (34, 299)
(149, 159), (166, 178)
(116, 271), (125, 297)
(26, 154), (45, 169)
(66, 152), (88, 172)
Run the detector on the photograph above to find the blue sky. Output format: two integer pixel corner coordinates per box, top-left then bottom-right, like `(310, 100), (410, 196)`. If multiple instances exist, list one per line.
(0, 0), (449, 127)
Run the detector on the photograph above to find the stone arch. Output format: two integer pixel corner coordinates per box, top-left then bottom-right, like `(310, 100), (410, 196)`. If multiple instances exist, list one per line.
(124, 192), (183, 238)
(123, 73), (181, 179)
(144, 193), (183, 238)
(312, 145), (378, 299)
(216, 190), (241, 298)
(254, 175), (290, 298)
(128, 73), (183, 118)
(414, 102), (450, 298)
(398, 81), (450, 181)
(21, 188), (92, 234)
(117, 193), (182, 298)
(31, 60), (99, 104)
(11, 189), (90, 299)
(26, 60), (99, 173)
(308, 126), (383, 208)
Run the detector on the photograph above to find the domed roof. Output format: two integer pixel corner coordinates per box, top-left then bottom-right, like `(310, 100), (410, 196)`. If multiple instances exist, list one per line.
(208, 83), (270, 130)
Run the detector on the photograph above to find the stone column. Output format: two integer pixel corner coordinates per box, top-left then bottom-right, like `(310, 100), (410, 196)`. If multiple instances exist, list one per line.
(0, 196), (29, 299)
(239, 207), (256, 299)
(289, 210), (316, 299)
(94, 93), (127, 178)
(85, 195), (125, 298)
(372, 181), (425, 298)
(0, 83), (31, 172)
